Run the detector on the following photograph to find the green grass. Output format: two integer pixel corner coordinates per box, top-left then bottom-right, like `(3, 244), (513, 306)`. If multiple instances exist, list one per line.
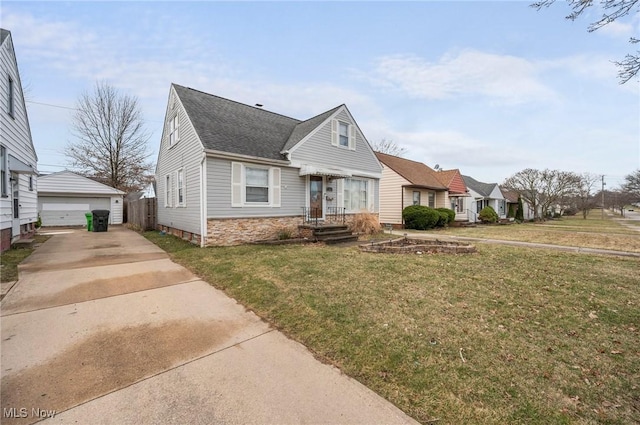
(143, 230), (640, 424)
(426, 212), (640, 252)
(0, 235), (50, 282)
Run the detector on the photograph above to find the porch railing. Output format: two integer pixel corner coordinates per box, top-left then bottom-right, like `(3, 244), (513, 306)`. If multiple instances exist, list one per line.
(467, 209), (477, 223)
(302, 207), (346, 225)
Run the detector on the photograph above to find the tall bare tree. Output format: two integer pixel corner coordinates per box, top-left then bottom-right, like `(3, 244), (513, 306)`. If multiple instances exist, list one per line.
(371, 138), (408, 157)
(503, 168), (580, 220)
(622, 169), (640, 199)
(531, 0), (640, 83)
(575, 172), (600, 219)
(67, 81), (152, 192)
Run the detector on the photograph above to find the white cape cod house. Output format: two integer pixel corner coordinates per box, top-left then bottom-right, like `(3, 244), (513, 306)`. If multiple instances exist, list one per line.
(155, 84), (383, 246)
(0, 29), (38, 251)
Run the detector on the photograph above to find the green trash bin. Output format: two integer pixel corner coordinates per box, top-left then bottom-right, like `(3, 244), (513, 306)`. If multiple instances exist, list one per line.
(85, 212), (93, 231)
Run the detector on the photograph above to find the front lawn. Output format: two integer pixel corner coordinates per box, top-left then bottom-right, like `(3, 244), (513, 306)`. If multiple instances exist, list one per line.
(143, 231), (639, 424)
(430, 213), (640, 253)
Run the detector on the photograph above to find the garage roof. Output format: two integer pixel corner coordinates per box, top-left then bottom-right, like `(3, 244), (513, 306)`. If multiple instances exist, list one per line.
(39, 171), (125, 195)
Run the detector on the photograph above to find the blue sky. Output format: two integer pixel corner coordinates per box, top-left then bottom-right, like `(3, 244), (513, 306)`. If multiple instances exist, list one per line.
(3, 1), (639, 188)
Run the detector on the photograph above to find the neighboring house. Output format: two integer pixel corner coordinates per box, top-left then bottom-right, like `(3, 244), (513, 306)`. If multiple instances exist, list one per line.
(155, 84), (383, 246)
(500, 186), (535, 221)
(462, 175), (507, 222)
(376, 152), (450, 226)
(38, 171), (124, 226)
(0, 29), (38, 251)
(433, 169), (470, 221)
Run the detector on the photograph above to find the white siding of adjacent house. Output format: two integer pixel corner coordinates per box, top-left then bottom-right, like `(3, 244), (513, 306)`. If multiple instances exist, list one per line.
(379, 165), (409, 224)
(155, 87), (203, 235)
(207, 157), (305, 218)
(0, 32), (38, 233)
(289, 108), (383, 177)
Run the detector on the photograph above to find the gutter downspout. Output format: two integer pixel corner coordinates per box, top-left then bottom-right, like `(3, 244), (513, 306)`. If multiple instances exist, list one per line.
(401, 185), (405, 228)
(200, 153), (207, 247)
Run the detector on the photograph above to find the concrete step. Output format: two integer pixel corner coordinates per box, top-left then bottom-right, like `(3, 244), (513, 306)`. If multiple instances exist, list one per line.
(322, 234), (359, 245)
(313, 229), (353, 239)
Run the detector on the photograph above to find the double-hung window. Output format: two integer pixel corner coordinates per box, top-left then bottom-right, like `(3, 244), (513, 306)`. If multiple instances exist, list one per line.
(331, 119), (355, 150)
(231, 162), (281, 207)
(7, 76), (14, 118)
(169, 115), (179, 147)
(176, 168), (186, 207)
(413, 191), (421, 205)
(428, 192), (435, 208)
(338, 122), (349, 147)
(165, 174), (172, 207)
(0, 145), (6, 197)
(245, 167), (269, 203)
(343, 178), (369, 212)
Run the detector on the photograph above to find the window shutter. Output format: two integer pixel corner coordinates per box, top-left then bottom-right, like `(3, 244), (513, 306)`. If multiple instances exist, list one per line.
(271, 167), (281, 207)
(331, 119), (338, 146)
(336, 179), (344, 210)
(231, 162), (243, 207)
(349, 125), (356, 150)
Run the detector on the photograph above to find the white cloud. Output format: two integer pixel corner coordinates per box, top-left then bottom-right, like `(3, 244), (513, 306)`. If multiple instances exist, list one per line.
(363, 50), (559, 105)
(598, 20), (635, 39)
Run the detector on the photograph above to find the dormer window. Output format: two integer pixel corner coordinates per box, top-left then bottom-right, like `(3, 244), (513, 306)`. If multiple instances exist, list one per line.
(331, 119), (355, 150)
(338, 122), (349, 147)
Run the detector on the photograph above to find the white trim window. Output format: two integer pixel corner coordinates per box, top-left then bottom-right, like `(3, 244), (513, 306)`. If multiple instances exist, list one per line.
(0, 145), (7, 197)
(343, 178), (369, 212)
(169, 114), (179, 147)
(231, 162), (281, 207)
(7, 76), (14, 118)
(413, 191), (421, 206)
(164, 174), (172, 207)
(331, 119), (356, 150)
(428, 192), (435, 208)
(176, 168), (186, 207)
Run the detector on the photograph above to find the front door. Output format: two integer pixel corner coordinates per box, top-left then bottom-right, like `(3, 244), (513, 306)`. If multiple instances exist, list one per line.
(11, 174), (19, 239)
(309, 176), (323, 219)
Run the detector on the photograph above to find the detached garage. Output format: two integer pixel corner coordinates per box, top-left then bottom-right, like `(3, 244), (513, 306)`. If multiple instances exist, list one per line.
(38, 171), (125, 227)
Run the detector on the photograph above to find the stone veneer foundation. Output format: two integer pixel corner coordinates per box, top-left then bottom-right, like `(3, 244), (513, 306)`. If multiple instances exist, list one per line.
(159, 213), (380, 247)
(206, 216), (304, 246)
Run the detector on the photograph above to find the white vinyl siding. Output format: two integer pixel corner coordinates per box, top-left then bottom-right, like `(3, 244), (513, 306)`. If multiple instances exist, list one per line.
(294, 109), (381, 174)
(209, 158), (301, 218)
(0, 32), (38, 232)
(155, 86), (204, 236)
(230, 162), (281, 207)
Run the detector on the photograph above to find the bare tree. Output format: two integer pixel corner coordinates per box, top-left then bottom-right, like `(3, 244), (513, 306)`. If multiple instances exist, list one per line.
(531, 0), (640, 83)
(371, 138), (408, 157)
(574, 173), (600, 219)
(503, 168), (580, 220)
(67, 81), (152, 192)
(622, 169), (640, 199)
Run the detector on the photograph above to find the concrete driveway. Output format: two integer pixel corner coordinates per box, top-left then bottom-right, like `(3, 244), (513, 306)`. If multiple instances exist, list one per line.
(1, 227), (418, 425)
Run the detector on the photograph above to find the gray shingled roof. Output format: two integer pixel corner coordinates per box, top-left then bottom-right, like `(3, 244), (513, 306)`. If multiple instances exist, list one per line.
(462, 175), (498, 197)
(1, 29), (10, 45)
(173, 84), (340, 161)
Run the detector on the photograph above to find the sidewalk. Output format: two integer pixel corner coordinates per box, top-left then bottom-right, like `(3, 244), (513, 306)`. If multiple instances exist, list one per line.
(1, 227), (418, 425)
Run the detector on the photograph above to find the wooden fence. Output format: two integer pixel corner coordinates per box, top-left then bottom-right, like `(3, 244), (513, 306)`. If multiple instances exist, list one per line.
(127, 197), (157, 231)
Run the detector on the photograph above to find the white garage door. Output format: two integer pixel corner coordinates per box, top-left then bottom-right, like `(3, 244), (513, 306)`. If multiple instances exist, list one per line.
(40, 197), (111, 226)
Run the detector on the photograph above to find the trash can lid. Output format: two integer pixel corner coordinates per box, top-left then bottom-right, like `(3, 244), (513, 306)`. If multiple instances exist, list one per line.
(91, 209), (111, 215)
(85, 212), (93, 217)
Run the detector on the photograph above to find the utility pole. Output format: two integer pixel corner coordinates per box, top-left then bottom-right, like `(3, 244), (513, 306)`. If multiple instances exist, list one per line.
(601, 175), (606, 219)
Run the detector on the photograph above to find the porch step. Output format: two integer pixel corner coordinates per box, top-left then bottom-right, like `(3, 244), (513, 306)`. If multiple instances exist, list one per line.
(11, 238), (35, 248)
(323, 234), (359, 245)
(303, 224), (357, 244)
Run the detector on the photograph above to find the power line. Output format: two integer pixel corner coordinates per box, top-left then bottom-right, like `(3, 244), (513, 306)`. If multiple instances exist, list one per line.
(26, 100), (77, 111)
